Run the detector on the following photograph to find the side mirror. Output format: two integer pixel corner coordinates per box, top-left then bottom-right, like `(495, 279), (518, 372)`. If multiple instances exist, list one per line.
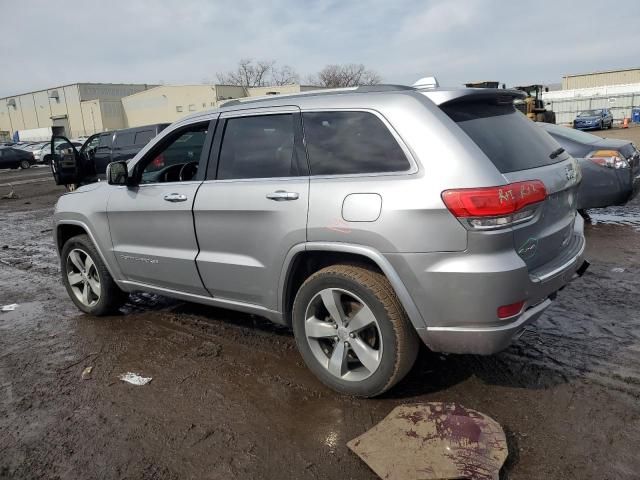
(106, 161), (129, 185)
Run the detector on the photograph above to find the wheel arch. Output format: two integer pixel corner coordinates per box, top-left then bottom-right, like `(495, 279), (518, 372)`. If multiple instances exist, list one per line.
(279, 242), (426, 331)
(55, 220), (120, 283)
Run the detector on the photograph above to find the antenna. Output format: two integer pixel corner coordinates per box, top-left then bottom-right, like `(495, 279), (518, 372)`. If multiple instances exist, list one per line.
(412, 76), (440, 89)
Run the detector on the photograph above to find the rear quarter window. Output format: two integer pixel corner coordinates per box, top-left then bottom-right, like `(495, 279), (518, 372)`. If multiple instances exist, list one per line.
(442, 102), (564, 173)
(302, 111), (410, 175)
(114, 132), (135, 147)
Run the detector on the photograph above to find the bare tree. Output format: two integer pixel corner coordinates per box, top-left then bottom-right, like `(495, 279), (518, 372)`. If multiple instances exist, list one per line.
(217, 59), (299, 87)
(308, 64), (381, 88)
(271, 64), (300, 86)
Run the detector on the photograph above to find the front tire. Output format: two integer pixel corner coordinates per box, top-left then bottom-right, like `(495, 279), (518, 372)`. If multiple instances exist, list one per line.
(60, 234), (126, 315)
(292, 265), (419, 397)
(19, 160), (30, 169)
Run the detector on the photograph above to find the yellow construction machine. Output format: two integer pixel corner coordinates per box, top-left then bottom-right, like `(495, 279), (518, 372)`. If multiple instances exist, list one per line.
(463, 82), (556, 124)
(513, 85), (556, 124)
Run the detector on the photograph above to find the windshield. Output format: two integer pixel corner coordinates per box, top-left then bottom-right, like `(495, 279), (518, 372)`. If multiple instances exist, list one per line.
(538, 123), (600, 144)
(578, 109), (602, 117)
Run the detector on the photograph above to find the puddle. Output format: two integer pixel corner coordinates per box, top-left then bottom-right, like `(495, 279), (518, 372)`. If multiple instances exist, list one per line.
(587, 204), (640, 230)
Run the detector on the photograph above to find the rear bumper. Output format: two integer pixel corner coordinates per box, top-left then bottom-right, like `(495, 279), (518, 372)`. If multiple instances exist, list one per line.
(423, 298), (552, 355)
(386, 216), (587, 355)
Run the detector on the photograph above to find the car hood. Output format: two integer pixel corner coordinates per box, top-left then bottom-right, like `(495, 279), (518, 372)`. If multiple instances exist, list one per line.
(67, 181), (106, 195)
(575, 116), (600, 122)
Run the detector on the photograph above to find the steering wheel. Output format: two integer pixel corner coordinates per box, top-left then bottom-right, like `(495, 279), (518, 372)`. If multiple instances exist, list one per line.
(161, 164), (184, 182)
(179, 161), (199, 181)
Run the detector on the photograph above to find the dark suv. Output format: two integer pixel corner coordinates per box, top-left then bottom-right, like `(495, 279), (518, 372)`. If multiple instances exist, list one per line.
(80, 124), (169, 176)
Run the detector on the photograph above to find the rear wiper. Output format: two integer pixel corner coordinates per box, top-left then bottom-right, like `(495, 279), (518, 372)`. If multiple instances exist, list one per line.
(549, 147), (565, 159)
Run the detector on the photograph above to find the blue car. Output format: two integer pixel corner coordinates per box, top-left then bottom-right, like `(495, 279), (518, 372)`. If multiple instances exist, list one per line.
(573, 108), (613, 130)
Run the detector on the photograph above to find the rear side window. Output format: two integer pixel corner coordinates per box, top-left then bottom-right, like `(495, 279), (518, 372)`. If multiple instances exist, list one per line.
(98, 133), (113, 148)
(134, 130), (155, 145)
(441, 102), (564, 173)
(114, 132), (134, 147)
(216, 114), (297, 180)
(303, 111), (409, 175)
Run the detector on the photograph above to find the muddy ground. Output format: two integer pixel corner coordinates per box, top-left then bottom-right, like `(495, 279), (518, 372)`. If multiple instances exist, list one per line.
(1, 128), (640, 480)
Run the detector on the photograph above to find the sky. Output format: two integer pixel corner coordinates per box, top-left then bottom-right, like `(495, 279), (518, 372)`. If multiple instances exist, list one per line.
(1, 0), (640, 98)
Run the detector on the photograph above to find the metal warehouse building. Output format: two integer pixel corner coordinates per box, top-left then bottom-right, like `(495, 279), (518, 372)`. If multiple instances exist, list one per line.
(544, 67), (640, 124)
(121, 84), (321, 127)
(1, 83), (323, 141)
(562, 67), (640, 90)
(0, 83), (154, 141)
(121, 85), (247, 127)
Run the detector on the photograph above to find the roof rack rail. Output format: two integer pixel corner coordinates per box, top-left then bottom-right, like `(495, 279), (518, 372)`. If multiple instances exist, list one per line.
(354, 84), (415, 92)
(220, 84), (415, 108)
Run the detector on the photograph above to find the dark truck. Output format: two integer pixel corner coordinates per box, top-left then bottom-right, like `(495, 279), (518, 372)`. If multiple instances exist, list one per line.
(51, 123), (169, 188)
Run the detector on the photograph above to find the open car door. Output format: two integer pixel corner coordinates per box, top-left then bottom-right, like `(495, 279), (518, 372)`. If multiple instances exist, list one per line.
(50, 136), (81, 189)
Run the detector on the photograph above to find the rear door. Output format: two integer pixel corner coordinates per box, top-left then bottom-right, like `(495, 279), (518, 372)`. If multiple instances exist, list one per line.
(193, 107), (309, 310)
(93, 132), (114, 174)
(442, 101), (580, 272)
(111, 130), (136, 163)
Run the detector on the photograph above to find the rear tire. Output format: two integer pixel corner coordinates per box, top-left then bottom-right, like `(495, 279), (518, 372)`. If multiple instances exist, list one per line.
(292, 264), (419, 397)
(60, 234), (126, 315)
(19, 160), (30, 169)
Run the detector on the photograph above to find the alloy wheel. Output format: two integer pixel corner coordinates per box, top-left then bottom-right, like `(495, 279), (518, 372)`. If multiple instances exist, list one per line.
(304, 288), (383, 382)
(66, 248), (101, 307)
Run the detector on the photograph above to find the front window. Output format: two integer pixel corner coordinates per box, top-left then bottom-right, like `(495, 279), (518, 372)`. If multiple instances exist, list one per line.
(140, 124), (208, 183)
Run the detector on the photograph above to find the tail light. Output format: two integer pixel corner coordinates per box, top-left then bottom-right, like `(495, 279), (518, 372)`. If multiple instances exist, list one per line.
(442, 180), (547, 229)
(586, 150), (629, 169)
(152, 154), (165, 169)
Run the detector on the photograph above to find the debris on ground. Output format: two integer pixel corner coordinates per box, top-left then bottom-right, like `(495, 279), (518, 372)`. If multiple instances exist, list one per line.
(611, 267), (625, 273)
(1, 188), (20, 200)
(81, 366), (93, 380)
(119, 372), (153, 386)
(347, 403), (507, 480)
(1, 303), (19, 312)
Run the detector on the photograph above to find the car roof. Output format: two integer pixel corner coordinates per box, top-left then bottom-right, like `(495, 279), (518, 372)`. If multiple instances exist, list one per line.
(114, 123), (170, 135)
(176, 84), (526, 124)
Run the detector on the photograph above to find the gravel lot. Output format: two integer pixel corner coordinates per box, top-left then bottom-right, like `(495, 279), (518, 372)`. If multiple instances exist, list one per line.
(1, 128), (640, 479)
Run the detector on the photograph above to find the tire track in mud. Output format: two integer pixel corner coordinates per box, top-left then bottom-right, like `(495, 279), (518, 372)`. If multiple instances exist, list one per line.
(2, 206), (640, 399)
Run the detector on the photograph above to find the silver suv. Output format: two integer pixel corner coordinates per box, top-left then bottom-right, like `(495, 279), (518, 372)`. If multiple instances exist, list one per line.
(51, 85), (588, 397)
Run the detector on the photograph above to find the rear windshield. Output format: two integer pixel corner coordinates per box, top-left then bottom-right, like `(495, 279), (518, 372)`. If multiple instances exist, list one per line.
(539, 123), (599, 144)
(441, 102), (564, 173)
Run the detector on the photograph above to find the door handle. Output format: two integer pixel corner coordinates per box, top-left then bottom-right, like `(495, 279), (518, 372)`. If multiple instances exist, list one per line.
(164, 193), (188, 202)
(266, 190), (299, 201)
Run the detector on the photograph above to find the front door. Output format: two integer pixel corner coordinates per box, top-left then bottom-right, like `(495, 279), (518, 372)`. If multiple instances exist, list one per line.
(193, 108), (309, 310)
(107, 120), (215, 295)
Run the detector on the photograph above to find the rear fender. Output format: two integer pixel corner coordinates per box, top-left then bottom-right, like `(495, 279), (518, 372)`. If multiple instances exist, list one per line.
(279, 242), (426, 331)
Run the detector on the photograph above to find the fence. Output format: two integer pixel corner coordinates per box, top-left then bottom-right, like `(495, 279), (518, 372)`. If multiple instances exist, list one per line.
(544, 91), (640, 125)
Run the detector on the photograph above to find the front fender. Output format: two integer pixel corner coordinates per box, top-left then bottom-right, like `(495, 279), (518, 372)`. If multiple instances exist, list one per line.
(54, 185), (123, 283)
